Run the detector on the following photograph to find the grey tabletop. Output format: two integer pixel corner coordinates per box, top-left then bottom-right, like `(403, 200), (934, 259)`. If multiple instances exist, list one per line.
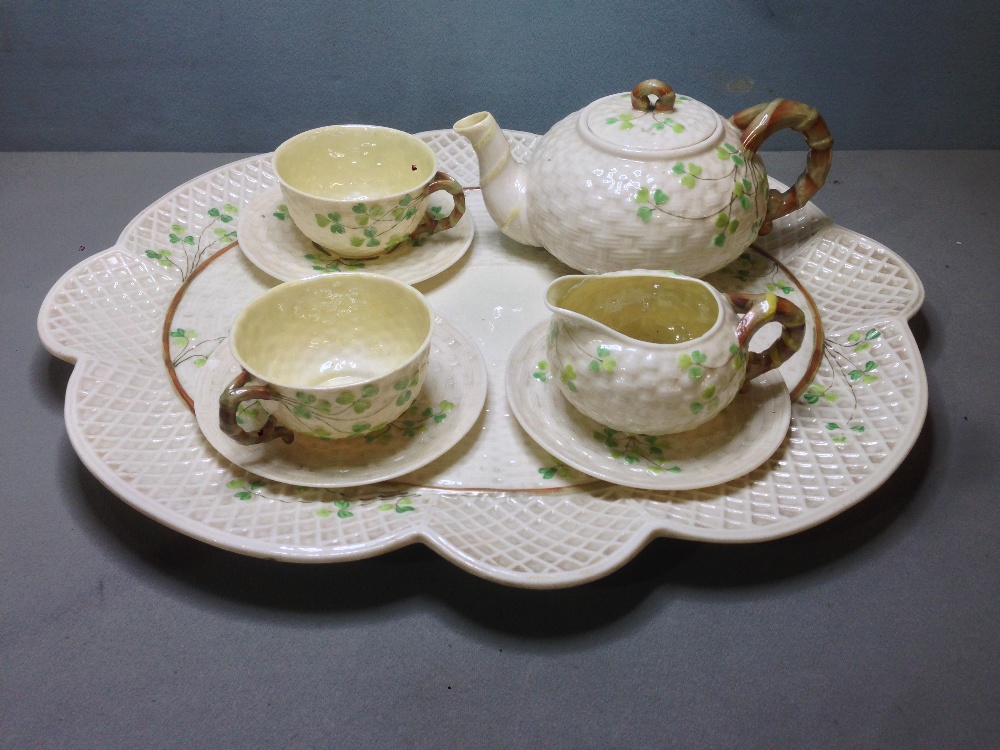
(2, 150), (998, 748)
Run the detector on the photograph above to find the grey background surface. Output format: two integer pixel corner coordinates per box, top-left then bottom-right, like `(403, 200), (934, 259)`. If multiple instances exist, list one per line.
(3, 0), (1000, 747)
(2, 0), (999, 151)
(3, 149), (999, 748)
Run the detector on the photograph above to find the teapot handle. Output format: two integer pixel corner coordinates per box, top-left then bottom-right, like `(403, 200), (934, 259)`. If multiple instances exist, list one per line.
(726, 292), (806, 382)
(731, 99), (833, 236)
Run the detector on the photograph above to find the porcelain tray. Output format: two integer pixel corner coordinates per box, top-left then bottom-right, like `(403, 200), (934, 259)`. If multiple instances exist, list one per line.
(38, 130), (927, 588)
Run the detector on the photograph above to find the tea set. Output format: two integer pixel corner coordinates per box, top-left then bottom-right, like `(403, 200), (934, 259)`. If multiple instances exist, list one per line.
(192, 79), (832, 491)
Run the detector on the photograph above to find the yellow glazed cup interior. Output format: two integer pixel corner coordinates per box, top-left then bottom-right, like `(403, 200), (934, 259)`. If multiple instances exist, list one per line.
(229, 274), (433, 389)
(546, 272), (722, 345)
(273, 125), (437, 201)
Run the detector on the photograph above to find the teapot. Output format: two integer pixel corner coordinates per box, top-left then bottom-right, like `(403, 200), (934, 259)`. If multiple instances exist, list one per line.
(454, 79), (832, 277)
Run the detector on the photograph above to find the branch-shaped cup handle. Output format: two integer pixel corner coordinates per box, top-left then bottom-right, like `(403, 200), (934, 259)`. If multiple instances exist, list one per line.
(219, 369), (295, 445)
(411, 171), (466, 242)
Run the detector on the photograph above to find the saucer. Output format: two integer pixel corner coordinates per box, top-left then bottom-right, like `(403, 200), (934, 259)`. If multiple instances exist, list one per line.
(193, 314), (488, 487)
(506, 322), (792, 491)
(238, 186), (474, 284)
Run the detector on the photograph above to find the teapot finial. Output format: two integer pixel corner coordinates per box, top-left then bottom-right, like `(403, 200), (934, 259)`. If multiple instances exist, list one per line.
(631, 79), (676, 113)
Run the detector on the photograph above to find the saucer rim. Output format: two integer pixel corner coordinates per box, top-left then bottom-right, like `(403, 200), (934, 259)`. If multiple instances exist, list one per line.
(236, 185), (474, 285)
(505, 321), (792, 492)
(192, 313), (488, 488)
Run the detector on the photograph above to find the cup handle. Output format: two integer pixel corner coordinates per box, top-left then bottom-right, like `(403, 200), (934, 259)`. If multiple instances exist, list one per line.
(727, 292), (806, 382)
(731, 99), (833, 236)
(219, 369), (295, 445)
(410, 171), (466, 242)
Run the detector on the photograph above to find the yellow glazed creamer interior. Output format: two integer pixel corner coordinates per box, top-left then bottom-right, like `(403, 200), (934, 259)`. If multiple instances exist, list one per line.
(557, 275), (719, 344)
(274, 126), (436, 200)
(232, 278), (431, 387)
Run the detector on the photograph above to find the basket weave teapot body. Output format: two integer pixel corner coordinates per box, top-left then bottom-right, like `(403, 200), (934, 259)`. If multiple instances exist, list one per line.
(454, 80), (832, 276)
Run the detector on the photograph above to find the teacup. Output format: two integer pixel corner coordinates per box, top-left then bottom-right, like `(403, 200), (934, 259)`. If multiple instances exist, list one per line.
(273, 124), (466, 258)
(219, 273), (433, 445)
(544, 270), (805, 435)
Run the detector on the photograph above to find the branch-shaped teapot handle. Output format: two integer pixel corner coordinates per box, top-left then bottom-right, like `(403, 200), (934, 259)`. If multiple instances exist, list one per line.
(731, 100), (834, 236)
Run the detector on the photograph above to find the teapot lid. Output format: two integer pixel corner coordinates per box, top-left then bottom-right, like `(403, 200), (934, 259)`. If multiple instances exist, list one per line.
(578, 80), (725, 158)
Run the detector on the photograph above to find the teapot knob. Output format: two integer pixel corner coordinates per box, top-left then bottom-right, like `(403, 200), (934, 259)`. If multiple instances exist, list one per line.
(631, 80), (676, 113)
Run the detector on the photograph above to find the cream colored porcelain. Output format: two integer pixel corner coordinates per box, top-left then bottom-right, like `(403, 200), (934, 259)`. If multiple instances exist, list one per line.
(454, 80), (832, 276)
(37, 132), (929, 587)
(237, 186), (473, 284)
(220, 273), (433, 444)
(274, 125), (466, 258)
(507, 322), (791, 491)
(545, 270), (805, 435)
(196, 313), (487, 487)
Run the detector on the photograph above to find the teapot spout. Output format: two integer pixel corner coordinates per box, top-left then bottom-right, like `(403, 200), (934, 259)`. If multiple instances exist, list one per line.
(453, 112), (540, 247)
